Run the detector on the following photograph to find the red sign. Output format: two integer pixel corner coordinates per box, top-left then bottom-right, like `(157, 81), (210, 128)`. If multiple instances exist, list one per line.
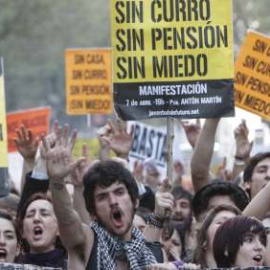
(7, 107), (50, 152)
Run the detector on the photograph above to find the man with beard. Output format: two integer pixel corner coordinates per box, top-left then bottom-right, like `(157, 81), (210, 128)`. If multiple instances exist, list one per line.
(171, 187), (193, 229)
(171, 186), (195, 262)
(42, 130), (174, 270)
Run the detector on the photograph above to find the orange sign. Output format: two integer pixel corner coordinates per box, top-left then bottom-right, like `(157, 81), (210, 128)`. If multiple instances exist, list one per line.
(7, 107), (51, 152)
(65, 48), (112, 115)
(235, 30), (270, 120)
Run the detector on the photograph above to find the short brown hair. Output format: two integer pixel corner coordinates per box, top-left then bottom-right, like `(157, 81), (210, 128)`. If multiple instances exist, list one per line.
(213, 216), (267, 267)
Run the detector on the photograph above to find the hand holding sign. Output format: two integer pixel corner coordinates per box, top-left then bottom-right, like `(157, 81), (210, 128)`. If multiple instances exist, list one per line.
(13, 125), (39, 161)
(154, 178), (173, 220)
(179, 119), (201, 149)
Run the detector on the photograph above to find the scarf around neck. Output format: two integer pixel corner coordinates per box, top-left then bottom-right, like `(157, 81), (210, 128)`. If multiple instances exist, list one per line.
(91, 222), (157, 270)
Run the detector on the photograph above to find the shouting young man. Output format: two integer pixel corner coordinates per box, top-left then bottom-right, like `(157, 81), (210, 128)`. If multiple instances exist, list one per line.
(42, 128), (173, 270)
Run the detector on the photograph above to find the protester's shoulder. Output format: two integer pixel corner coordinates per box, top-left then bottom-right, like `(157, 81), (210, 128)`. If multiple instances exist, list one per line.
(81, 223), (95, 241)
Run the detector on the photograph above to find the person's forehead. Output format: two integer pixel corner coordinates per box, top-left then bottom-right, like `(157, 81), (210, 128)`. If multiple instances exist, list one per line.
(254, 157), (270, 169)
(0, 217), (15, 232)
(26, 199), (53, 212)
(212, 210), (236, 222)
(208, 195), (235, 208)
(94, 182), (126, 195)
(175, 197), (190, 204)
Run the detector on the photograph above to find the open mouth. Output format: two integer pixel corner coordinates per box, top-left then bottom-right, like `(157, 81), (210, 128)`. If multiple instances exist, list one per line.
(0, 249), (7, 261)
(111, 208), (123, 227)
(33, 226), (43, 238)
(173, 216), (184, 222)
(253, 254), (263, 264)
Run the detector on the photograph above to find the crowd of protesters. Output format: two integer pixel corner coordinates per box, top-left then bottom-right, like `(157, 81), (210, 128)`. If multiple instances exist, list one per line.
(1, 117), (270, 270)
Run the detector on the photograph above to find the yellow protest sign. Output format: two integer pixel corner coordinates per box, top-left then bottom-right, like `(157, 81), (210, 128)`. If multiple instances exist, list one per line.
(65, 49), (112, 115)
(111, 0), (234, 120)
(72, 138), (115, 159)
(0, 58), (8, 167)
(72, 138), (100, 159)
(234, 30), (270, 120)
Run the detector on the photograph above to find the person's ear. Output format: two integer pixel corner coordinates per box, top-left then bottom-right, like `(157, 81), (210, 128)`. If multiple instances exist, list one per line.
(134, 198), (140, 210)
(16, 243), (21, 256)
(243, 181), (251, 195)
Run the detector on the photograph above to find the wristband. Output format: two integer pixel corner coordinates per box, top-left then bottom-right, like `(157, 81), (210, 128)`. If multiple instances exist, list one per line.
(147, 213), (164, 228)
(172, 260), (184, 269)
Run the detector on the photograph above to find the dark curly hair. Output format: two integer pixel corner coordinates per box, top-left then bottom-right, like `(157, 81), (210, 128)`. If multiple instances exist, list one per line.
(83, 160), (139, 216)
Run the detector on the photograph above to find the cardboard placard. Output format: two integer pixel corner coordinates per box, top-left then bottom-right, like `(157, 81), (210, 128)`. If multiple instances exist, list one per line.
(129, 122), (167, 168)
(65, 49), (112, 115)
(234, 30), (270, 120)
(0, 58), (8, 167)
(7, 107), (50, 153)
(111, 0), (234, 120)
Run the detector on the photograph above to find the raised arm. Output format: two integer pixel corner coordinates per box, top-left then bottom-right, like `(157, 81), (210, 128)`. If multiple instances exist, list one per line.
(71, 143), (92, 225)
(191, 118), (220, 193)
(13, 125), (38, 191)
(242, 181), (270, 220)
(97, 123), (111, 161)
(179, 119), (201, 149)
(99, 119), (133, 161)
(42, 125), (93, 253)
(231, 120), (253, 181)
(144, 179), (174, 242)
(18, 121), (61, 212)
(216, 157), (232, 182)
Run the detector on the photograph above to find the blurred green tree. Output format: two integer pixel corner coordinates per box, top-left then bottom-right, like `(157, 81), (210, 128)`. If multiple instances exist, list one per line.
(0, 0), (269, 129)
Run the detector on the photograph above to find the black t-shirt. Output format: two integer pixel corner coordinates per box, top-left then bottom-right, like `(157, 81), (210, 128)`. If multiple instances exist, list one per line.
(16, 248), (67, 269)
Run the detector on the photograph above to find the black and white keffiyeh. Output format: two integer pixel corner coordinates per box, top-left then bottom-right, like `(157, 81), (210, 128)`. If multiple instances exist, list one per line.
(91, 222), (157, 270)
